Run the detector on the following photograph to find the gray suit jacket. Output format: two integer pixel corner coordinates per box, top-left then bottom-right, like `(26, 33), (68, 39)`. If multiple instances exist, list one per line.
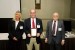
(46, 20), (65, 44)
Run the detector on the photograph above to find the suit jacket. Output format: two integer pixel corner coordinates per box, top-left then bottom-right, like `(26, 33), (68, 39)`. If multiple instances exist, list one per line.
(24, 18), (43, 44)
(8, 20), (24, 41)
(46, 20), (65, 44)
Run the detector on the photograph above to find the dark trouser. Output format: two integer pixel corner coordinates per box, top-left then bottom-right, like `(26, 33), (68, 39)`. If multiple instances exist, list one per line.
(8, 39), (22, 50)
(49, 37), (61, 50)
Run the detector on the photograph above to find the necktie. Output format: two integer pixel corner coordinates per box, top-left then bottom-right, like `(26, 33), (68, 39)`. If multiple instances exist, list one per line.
(52, 21), (56, 35)
(32, 19), (35, 28)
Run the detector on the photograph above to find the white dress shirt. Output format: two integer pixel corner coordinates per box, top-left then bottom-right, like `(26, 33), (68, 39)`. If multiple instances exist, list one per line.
(52, 20), (58, 36)
(15, 21), (19, 29)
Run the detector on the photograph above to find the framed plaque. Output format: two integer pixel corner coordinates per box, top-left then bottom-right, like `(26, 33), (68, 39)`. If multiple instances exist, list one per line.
(31, 28), (37, 36)
(35, 0), (41, 9)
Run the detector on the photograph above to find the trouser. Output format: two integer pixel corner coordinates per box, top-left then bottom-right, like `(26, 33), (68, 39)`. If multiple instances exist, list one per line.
(27, 38), (40, 50)
(8, 39), (22, 50)
(49, 37), (61, 50)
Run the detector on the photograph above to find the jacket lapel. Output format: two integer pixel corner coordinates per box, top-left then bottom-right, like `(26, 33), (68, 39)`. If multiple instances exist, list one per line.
(51, 20), (53, 31)
(12, 21), (15, 30)
(29, 18), (31, 28)
(56, 20), (60, 34)
(36, 18), (38, 28)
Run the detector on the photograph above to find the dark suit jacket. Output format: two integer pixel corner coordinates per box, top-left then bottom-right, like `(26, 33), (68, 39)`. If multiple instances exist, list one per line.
(46, 20), (65, 44)
(24, 18), (43, 44)
(8, 20), (24, 41)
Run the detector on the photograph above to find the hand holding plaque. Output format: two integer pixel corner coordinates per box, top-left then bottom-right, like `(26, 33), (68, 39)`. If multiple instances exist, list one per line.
(37, 33), (40, 37)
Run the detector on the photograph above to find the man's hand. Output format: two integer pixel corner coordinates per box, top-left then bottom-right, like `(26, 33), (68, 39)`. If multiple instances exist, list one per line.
(13, 37), (17, 41)
(37, 33), (40, 37)
(45, 38), (48, 43)
(27, 34), (31, 37)
(61, 40), (65, 46)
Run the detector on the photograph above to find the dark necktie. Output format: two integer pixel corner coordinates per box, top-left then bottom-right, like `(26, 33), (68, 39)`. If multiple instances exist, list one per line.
(32, 19), (35, 28)
(52, 21), (56, 35)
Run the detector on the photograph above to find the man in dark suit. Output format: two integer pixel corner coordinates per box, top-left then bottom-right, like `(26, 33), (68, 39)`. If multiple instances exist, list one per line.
(8, 11), (24, 50)
(45, 12), (65, 50)
(24, 9), (43, 50)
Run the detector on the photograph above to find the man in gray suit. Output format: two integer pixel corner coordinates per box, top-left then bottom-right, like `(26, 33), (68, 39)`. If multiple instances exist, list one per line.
(45, 12), (65, 50)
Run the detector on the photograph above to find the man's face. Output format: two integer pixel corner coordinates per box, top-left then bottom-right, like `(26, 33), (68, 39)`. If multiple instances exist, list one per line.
(15, 13), (21, 20)
(30, 10), (36, 18)
(52, 13), (59, 21)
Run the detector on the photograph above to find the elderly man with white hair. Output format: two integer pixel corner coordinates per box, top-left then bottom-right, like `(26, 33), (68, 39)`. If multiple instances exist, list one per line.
(45, 12), (65, 50)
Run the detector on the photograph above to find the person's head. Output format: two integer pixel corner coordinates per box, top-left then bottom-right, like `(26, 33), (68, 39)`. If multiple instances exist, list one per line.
(52, 12), (59, 21)
(15, 11), (21, 21)
(30, 9), (36, 18)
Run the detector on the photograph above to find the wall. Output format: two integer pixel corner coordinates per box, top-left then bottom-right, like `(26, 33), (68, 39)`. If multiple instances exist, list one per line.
(21, 0), (71, 30)
(70, 0), (75, 32)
